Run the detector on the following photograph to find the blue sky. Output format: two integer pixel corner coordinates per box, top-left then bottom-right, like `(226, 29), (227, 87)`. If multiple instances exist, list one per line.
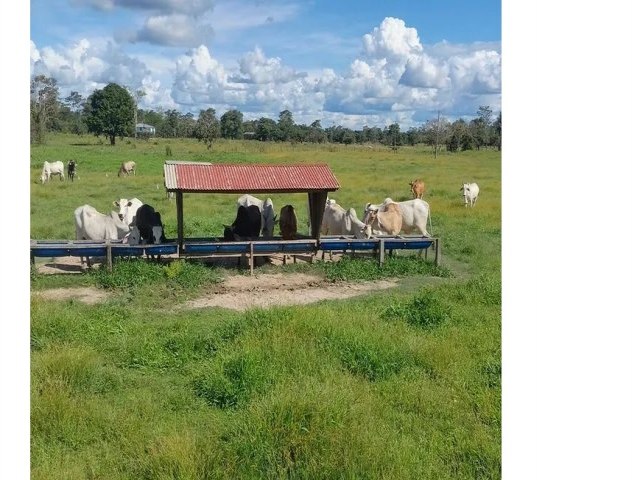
(30, 0), (501, 129)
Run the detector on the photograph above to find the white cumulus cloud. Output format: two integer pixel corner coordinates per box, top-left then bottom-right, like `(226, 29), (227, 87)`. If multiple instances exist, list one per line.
(231, 47), (305, 84)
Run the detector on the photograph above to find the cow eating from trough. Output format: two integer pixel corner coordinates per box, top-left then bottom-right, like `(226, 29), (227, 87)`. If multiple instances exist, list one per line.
(236, 194), (277, 237)
(364, 198), (432, 237)
(74, 204), (131, 267)
(133, 204), (167, 245)
(224, 205), (262, 241)
(279, 205), (298, 240)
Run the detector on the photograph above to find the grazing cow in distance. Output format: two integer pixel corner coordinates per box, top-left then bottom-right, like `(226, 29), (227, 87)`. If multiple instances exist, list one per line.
(279, 205), (298, 240)
(362, 202), (403, 238)
(364, 198), (431, 237)
(118, 161), (136, 177)
(113, 198), (143, 227)
(409, 179), (425, 199)
(224, 205), (262, 241)
(134, 204), (166, 244)
(40, 161), (65, 183)
(461, 182), (480, 207)
(67, 160), (77, 182)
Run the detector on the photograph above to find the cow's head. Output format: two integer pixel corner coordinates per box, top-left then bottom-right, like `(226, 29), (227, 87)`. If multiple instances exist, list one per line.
(113, 198), (142, 227)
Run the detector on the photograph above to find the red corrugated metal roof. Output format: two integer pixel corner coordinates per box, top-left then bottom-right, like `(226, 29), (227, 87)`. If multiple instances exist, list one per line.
(165, 163), (340, 193)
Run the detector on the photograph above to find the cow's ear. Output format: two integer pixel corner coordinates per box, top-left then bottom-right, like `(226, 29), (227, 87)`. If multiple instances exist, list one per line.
(113, 201), (119, 207)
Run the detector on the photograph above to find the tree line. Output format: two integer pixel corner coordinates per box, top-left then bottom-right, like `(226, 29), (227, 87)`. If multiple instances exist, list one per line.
(31, 75), (501, 151)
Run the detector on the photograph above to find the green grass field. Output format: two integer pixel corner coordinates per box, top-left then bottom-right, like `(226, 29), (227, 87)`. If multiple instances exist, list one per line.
(31, 134), (501, 479)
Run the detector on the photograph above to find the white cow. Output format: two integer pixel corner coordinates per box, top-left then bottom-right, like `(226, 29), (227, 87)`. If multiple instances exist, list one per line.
(237, 194), (276, 237)
(321, 199), (373, 238)
(74, 205), (132, 266)
(362, 202), (403, 238)
(113, 198), (143, 227)
(364, 198), (432, 237)
(40, 161), (65, 183)
(461, 182), (480, 207)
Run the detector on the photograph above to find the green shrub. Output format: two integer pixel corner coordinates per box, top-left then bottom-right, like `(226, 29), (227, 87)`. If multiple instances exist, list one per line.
(322, 255), (452, 282)
(384, 289), (452, 330)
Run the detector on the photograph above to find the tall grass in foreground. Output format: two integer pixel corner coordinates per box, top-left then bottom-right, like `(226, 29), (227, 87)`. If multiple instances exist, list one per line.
(31, 271), (500, 479)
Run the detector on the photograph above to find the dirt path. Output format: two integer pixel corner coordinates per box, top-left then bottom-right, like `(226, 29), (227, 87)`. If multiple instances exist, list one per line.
(183, 273), (398, 311)
(31, 272), (399, 311)
(33, 287), (110, 305)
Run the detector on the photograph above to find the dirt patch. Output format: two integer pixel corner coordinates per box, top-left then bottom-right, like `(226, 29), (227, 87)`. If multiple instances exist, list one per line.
(33, 287), (110, 305)
(183, 273), (398, 311)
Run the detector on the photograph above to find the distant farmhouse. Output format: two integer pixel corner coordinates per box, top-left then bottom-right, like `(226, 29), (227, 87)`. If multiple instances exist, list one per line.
(135, 123), (156, 136)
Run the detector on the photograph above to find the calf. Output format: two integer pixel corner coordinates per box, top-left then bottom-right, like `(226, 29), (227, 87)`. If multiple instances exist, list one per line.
(362, 202), (403, 238)
(409, 179), (425, 199)
(224, 205), (262, 241)
(279, 205), (298, 240)
(40, 161), (65, 183)
(67, 160), (77, 182)
(118, 161), (136, 177)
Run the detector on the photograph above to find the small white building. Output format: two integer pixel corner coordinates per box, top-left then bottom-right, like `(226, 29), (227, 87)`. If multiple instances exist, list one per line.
(135, 123), (156, 135)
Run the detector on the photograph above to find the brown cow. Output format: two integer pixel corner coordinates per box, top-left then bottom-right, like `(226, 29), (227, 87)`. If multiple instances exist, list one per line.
(362, 202), (403, 238)
(279, 205), (298, 240)
(409, 179), (425, 199)
(118, 161), (136, 177)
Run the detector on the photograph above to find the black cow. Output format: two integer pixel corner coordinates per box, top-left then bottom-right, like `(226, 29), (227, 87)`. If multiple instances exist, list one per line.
(224, 205), (261, 241)
(67, 160), (77, 182)
(134, 204), (166, 244)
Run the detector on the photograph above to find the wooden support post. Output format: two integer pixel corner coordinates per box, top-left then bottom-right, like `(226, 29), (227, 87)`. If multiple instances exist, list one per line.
(106, 239), (112, 272)
(176, 191), (184, 254)
(249, 242), (254, 275)
(378, 239), (385, 266)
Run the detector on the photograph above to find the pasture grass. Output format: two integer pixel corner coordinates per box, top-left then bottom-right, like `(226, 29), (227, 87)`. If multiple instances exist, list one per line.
(30, 134), (501, 479)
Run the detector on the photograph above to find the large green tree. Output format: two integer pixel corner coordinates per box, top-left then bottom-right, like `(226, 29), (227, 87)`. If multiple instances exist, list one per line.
(194, 108), (220, 149)
(30, 75), (59, 144)
(277, 110), (294, 141)
(85, 83), (135, 145)
(220, 109), (244, 139)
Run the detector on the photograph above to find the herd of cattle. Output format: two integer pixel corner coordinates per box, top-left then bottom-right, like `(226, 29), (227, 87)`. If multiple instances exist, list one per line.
(40, 160), (136, 183)
(39, 161), (481, 253)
